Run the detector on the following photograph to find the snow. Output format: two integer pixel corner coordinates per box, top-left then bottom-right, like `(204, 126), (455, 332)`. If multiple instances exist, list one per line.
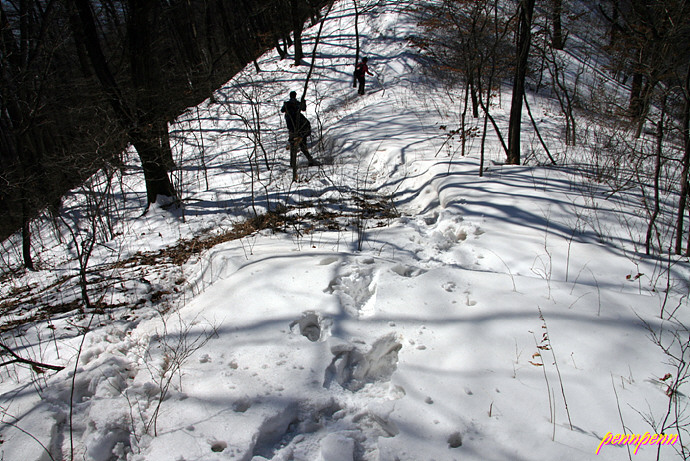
(1, 0), (690, 460)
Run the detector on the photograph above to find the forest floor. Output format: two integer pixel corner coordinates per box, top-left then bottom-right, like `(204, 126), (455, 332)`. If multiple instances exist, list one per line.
(1, 1), (689, 460)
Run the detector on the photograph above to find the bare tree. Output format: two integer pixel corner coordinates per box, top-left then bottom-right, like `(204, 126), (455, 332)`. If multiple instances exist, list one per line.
(2, 0), (332, 251)
(413, 0), (514, 169)
(507, 0), (535, 165)
(646, 94), (667, 255)
(601, 0), (690, 135)
(69, 0), (178, 205)
(675, 64), (690, 255)
(353, 0), (361, 88)
(551, 0), (564, 50)
(291, 0), (307, 65)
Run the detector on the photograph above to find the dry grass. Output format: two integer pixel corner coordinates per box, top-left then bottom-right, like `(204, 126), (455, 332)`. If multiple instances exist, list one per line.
(0, 198), (398, 332)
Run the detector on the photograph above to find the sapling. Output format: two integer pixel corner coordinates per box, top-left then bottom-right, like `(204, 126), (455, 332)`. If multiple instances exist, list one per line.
(539, 308), (573, 430)
(487, 249), (517, 292)
(0, 408), (57, 461)
(139, 311), (217, 436)
(611, 373), (633, 461)
(530, 329), (555, 438)
(531, 308), (573, 441)
(69, 313), (96, 461)
(642, 319), (690, 460)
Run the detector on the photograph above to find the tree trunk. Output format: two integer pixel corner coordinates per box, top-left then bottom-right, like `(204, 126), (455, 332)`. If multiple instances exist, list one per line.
(608, 0), (619, 47)
(353, 0), (360, 59)
(71, 0), (177, 205)
(130, 127), (177, 205)
(302, 2), (333, 100)
(70, 0), (130, 122)
(634, 77), (656, 138)
(461, 82), (469, 158)
(292, 0), (305, 65)
(129, 14), (179, 202)
(552, 0), (564, 50)
(646, 96), (665, 255)
(629, 71), (644, 118)
(276, 38), (288, 59)
(21, 202), (34, 271)
(676, 143), (689, 255)
(507, 0), (535, 165)
(523, 93), (557, 164)
(468, 71), (479, 118)
(160, 120), (176, 170)
(675, 76), (690, 255)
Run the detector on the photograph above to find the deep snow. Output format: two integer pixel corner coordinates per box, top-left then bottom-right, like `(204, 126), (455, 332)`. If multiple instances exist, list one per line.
(1, 1), (690, 460)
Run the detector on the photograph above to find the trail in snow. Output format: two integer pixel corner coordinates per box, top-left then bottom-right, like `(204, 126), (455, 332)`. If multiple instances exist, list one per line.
(0, 0), (689, 460)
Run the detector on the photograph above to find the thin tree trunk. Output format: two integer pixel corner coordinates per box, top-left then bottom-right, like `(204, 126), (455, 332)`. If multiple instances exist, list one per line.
(302, 2), (333, 100)
(292, 0), (305, 66)
(547, 51), (577, 146)
(461, 81), (469, 158)
(646, 95), (665, 255)
(70, 0), (131, 124)
(276, 38), (288, 59)
(479, 97), (509, 157)
(608, 0), (619, 47)
(523, 93), (556, 164)
(634, 78), (656, 138)
(196, 107), (210, 190)
(552, 0), (564, 50)
(629, 71), (644, 118)
(468, 71), (479, 118)
(507, 0), (535, 165)
(480, 104), (489, 177)
(475, 5), (509, 164)
(353, 0), (360, 88)
(675, 72), (690, 255)
(21, 202), (34, 271)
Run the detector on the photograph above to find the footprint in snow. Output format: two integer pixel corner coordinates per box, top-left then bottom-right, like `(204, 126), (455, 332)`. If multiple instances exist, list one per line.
(390, 263), (426, 278)
(324, 265), (379, 318)
(290, 311), (332, 342)
(323, 333), (402, 392)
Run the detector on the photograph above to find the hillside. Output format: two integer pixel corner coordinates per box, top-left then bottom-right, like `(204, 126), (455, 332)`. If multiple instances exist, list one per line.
(1, 0), (689, 460)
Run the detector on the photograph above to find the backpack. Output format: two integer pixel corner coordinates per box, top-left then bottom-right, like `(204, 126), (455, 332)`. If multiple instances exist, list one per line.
(297, 113), (311, 139)
(353, 64), (363, 78)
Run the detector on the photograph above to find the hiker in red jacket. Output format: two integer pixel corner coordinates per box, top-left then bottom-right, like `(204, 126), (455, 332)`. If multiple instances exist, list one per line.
(353, 57), (373, 95)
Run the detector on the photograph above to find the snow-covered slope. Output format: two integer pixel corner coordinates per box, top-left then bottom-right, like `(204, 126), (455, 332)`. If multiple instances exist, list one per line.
(1, 1), (689, 460)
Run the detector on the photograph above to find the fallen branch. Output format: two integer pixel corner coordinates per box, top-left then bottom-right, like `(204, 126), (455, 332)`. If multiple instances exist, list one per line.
(0, 342), (64, 372)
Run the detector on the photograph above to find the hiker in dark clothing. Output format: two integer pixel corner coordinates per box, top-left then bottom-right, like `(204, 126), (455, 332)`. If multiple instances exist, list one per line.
(353, 57), (373, 95)
(281, 91), (316, 181)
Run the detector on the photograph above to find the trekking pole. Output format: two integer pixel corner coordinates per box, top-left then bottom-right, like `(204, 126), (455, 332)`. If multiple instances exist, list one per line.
(373, 72), (385, 96)
(301, 3), (334, 102)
